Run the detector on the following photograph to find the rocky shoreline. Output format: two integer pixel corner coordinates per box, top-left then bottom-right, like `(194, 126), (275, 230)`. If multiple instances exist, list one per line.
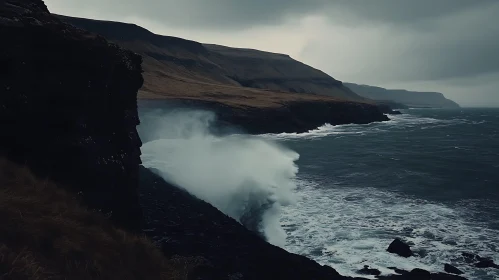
(0, 1), (491, 279)
(139, 99), (391, 134)
(139, 167), (478, 280)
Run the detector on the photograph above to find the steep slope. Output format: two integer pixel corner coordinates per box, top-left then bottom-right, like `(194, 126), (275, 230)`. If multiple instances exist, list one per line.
(203, 44), (363, 100)
(1, 0), (143, 230)
(0, 159), (197, 280)
(345, 83), (460, 108)
(55, 15), (366, 107)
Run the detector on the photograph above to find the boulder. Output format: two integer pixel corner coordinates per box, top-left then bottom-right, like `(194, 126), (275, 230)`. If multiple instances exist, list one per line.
(408, 268), (431, 280)
(444, 264), (464, 275)
(387, 238), (413, 257)
(475, 259), (499, 269)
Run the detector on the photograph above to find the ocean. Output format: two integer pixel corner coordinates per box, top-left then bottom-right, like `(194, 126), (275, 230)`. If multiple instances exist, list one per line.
(139, 107), (499, 280)
(266, 108), (499, 279)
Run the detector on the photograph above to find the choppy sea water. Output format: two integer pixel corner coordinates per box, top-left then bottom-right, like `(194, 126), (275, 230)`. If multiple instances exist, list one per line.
(264, 108), (499, 279)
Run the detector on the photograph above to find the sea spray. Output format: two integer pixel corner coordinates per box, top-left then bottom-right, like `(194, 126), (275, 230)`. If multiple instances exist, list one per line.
(139, 109), (299, 246)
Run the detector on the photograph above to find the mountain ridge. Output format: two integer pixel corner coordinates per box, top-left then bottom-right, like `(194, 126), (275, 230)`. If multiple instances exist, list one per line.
(55, 14), (368, 107)
(345, 83), (460, 108)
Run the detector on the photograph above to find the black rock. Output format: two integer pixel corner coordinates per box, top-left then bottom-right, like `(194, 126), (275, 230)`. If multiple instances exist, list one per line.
(475, 259), (499, 269)
(461, 252), (492, 263)
(387, 238), (413, 258)
(408, 268), (431, 280)
(358, 265), (381, 276)
(461, 252), (498, 269)
(444, 264), (464, 275)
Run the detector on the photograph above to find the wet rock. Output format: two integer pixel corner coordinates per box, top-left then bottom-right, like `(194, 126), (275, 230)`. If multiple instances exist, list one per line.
(407, 268), (431, 280)
(475, 259), (499, 269)
(387, 238), (413, 258)
(357, 265), (381, 276)
(444, 264), (464, 275)
(462, 252), (498, 269)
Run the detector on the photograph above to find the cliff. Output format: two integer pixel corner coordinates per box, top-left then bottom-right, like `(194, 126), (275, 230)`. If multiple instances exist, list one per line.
(53, 15), (393, 133)
(345, 83), (461, 108)
(55, 15), (368, 108)
(0, 0), (144, 230)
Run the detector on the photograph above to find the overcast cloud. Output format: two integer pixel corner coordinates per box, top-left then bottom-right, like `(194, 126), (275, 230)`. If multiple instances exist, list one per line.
(45, 0), (499, 107)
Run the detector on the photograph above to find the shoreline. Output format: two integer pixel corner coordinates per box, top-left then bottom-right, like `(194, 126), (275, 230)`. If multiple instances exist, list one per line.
(138, 98), (391, 135)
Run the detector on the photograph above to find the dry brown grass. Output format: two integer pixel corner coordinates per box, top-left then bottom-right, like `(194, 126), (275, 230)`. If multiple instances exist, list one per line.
(0, 158), (203, 280)
(115, 41), (371, 108)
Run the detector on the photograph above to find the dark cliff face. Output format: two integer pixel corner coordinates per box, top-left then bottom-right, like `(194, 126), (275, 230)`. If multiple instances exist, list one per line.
(139, 99), (389, 135)
(0, 0), (144, 230)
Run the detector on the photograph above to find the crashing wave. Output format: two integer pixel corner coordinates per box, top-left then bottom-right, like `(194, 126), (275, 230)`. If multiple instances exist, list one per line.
(139, 109), (299, 246)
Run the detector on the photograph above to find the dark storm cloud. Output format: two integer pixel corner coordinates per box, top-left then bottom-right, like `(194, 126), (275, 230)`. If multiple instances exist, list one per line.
(46, 0), (499, 104)
(381, 2), (499, 82)
(48, 0), (496, 30)
(296, 0), (499, 83)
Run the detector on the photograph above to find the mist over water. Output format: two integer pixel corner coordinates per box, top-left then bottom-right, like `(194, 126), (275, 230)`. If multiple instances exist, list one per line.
(139, 109), (299, 246)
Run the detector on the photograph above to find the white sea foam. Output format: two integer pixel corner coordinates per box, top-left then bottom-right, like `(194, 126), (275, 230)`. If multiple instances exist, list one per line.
(262, 113), (464, 141)
(140, 109), (299, 246)
(281, 178), (499, 279)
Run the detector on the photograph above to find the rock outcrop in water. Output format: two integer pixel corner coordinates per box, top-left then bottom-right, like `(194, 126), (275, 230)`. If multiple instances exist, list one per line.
(0, 0), (144, 230)
(387, 238), (414, 258)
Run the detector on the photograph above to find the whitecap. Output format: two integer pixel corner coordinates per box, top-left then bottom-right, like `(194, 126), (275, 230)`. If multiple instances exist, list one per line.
(281, 179), (499, 279)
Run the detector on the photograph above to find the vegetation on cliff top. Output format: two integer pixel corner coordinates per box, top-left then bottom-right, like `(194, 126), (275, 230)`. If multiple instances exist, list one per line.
(0, 159), (203, 280)
(56, 15), (369, 108)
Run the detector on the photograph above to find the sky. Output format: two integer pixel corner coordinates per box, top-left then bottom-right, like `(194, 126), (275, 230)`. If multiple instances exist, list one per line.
(45, 0), (499, 107)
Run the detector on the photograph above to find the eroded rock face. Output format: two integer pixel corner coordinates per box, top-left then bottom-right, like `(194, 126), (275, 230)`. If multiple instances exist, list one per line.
(139, 99), (390, 135)
(0, 0), (144, 230)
